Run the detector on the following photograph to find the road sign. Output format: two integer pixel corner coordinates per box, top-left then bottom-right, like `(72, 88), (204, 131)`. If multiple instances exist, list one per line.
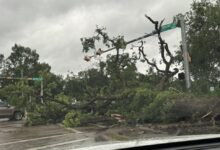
(32, 77), (43, 81)
(161, 23), (177, 32)
(0, 77), (43, 81)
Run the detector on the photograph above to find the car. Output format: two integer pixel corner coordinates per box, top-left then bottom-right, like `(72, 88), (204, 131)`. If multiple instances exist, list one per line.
(0, 100), (24, 121)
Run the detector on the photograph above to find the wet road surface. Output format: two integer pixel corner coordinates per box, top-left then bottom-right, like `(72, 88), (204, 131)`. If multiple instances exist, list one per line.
(0, 119), (96, 150)
(0, 118), (172, 149)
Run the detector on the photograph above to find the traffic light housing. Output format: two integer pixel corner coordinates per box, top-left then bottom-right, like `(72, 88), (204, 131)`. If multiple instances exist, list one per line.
(178, 72), (185, 80)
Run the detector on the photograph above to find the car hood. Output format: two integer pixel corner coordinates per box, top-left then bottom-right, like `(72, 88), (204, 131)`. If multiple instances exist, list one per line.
(74, 134), (220, 150)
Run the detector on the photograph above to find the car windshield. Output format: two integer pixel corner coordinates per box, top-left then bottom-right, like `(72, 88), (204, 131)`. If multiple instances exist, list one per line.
(0, 0), (220, 149)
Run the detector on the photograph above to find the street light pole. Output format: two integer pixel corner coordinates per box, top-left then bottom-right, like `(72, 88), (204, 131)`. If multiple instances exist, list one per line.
(178, 14), (191, 90)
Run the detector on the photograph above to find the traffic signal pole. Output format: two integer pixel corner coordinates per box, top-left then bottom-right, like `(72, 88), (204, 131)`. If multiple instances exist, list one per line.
(85, 15), (191, 90)
(21, 69), (24, 97)
(178, 14), (191, 90)
(0, 76), (44, 102)
(88, 23), (176, 59)
(40, 80), (43, 103)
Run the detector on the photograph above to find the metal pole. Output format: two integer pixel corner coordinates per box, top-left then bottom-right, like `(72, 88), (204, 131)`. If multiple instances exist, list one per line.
(89, 30), (158, 58)
(21, 69), (24, 97)
(40, 80), (43, 103)
(179, 14), (191, 90)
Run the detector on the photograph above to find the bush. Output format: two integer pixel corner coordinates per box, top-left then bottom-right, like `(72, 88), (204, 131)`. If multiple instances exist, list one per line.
(63, 111), (81, 127)
(209, 87), (220, 97)
(43, 101), (68, 123)
(129, 87), (156, 111)
(25, 112), (48, 126)
(166, 98), (195, 122)
(25, 99), (68, 126)
(143, 90), (185, 123)
(106, 87), (156, 124)
(63, 111), (100, 127)
(142, 88), (220, 124)
(25, 105), (48, 126)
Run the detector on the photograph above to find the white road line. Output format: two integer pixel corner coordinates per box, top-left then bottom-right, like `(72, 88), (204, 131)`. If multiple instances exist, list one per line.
(0, 133), (75, 146)
(57, 124), (83, 134)
(66, 127), (83, 133)
(27, 138), (90, 150)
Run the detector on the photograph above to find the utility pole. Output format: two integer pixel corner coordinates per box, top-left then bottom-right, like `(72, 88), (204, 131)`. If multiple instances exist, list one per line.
(21, 69), (24, 97)
(40, 80), (43, 103)
(178, 14), (191, 90)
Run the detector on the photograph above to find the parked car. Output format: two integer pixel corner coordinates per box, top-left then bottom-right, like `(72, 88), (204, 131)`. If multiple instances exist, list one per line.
(0, 100), (24, 121)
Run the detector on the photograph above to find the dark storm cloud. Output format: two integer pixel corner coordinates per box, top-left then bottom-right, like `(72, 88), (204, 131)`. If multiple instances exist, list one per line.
(0, 0), (193, 75)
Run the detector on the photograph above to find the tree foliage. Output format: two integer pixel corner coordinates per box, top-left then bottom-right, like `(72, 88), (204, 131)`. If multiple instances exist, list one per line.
(1, 4), (220, 127)
(186, 1), (220, 91)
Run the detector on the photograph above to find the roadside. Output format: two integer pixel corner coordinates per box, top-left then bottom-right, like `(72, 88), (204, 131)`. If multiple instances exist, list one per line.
(75, 122), (220, 142)
(1, 118), (220, 150)
(0, 119), (94, 150)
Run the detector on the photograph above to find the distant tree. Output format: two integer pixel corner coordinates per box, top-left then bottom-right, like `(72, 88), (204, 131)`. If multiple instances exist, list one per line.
(186, 1), (220, 91)
(5, 44), (39, 77)
(64, 75), (86, 99)
(0, 44), (64, 106)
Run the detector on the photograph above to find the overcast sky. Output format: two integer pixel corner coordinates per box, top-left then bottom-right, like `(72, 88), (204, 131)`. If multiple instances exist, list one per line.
(0, 0), (194, 75)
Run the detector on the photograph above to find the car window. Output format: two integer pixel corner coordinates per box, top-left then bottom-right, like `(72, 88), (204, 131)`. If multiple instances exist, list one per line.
(0, 101), (8, 107)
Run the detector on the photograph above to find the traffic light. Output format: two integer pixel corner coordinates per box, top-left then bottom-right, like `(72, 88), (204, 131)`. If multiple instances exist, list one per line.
(217, 46), (220, 53)
(178, 72), (185, 80)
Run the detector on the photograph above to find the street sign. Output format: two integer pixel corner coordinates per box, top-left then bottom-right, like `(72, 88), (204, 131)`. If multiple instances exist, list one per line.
(32, 77), (43, 81)
(0, 77), (43, 81)
(161, 23), (177, 32)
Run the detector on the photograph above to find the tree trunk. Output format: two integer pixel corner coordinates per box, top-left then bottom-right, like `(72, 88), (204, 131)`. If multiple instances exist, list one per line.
(157, 76), (169, 90)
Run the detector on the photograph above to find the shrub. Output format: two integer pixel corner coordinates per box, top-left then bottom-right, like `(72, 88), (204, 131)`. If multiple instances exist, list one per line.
(63, 111), (82, 127)
(25, 112), (48, 126)
(129, 87), (156, 111)
(209, 87), (220, 97)
(63, 111), (100, 127)
(143, 90), (185, 123)
(166, 98), (195, 122)
(25, 105), (48, 126)
(43, 101), (68, 123)
(142, 88), (220, 124)
(25, 98), (68, 126)
(106, 87), (156, 124)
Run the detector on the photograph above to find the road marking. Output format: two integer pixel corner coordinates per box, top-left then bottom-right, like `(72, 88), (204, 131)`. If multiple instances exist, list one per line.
(27, 138), (90, 150)
(0, 133), (75, 146)
(66, 127), (83, 133)
(57, 124), (83, 134)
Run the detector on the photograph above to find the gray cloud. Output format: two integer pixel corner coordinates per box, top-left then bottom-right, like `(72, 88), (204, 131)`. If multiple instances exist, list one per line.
(0, 0), (193, 75)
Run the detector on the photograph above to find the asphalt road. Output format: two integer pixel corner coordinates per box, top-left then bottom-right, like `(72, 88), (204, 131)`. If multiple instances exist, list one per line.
(0, 118), (178, 150)
(0, 119), (97, 150)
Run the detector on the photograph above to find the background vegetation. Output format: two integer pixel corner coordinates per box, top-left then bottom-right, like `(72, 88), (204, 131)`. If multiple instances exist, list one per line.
(0, 1), (220, 127)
